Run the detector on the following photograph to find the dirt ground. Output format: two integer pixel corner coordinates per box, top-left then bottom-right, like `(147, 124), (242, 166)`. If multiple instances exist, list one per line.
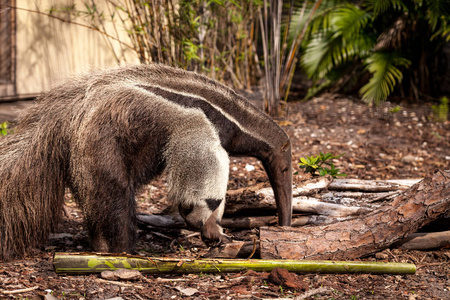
(0, 95), (449, 299)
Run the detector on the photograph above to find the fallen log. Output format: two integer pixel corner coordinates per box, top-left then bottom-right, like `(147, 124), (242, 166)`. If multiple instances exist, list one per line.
(221, 216), (277, 228)
(53, 252), (416, 275)
(327, 178), (409, 192)
(392, 230), (450, 250)
(137, 213), (347, 231)
(185, 230), (450, 259)
(225, 176), (332, 199)
(260, 170), (450, 260)
(224, 177), (407, 217)
(222, 214), (347, 228)
(321, 191), (399, 205)
(385, 179), (422, 187)
(137, 214), (185, 228)
(137, 194), (367, 230)
(137, 175), (437, 231)
(134, 172), (447, 259)
(292, 197), (369, 217)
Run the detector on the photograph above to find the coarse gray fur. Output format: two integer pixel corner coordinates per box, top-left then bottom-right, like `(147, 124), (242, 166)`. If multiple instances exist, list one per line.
(0, 64), (292, 260)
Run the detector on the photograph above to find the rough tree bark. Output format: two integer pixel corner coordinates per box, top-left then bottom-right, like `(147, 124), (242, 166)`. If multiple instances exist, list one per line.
(260, 169), (450, 260)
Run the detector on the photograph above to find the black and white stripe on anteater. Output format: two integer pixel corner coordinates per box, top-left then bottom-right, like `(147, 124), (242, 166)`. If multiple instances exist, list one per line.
(0, 64), (293, 260)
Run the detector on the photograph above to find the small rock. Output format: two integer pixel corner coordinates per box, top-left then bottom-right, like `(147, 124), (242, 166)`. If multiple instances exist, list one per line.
(101, 269), (142, 281)
(245, 164), (255, 172)
(268, 268), (308, 290)
(401, 155), (417, 163)
(44, 293), (58, 300)
(101, 270), (118, 280)
(175, 286), (199, 296)
(375, 252), (389, 260)
(114, 269), (142, 281)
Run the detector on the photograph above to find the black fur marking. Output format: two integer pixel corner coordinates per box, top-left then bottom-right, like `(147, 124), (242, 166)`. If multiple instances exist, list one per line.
(137, 85), (268, 155)
(178, 203), (194, 219)
(205, 198), (222, 212)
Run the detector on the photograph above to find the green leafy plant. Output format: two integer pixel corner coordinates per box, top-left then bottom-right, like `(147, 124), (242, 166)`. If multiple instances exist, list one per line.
(431, 131), (443, 139)
(389, 105), (401, 113)
(432, 96), (448, 122)
(299, 152), (347, 178)
(0, 122), (9, 136)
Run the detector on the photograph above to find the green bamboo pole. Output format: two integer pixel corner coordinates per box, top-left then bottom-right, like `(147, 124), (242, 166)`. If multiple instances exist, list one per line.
(53, 253), (416, 275)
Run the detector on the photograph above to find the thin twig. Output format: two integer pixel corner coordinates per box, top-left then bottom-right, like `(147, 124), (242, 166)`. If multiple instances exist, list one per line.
(1, 286), (39, 295)
(96, 278), (144, 289)
(247, 238), (257, 259)
(294, 286), (333, 300)
(155, 277), (189, 282)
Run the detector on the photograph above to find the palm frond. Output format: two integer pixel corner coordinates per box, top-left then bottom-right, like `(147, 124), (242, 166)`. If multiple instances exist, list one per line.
(302, 4), (374, 80)
(291, 2), (340, 40)
(331, 4), (371, 38)
(438, 24), (450, 41)
(363, 0), (408, 17)
(301, 32), (343, 78)
(359, 51), (411, 104)
(427, 0), (450, 31)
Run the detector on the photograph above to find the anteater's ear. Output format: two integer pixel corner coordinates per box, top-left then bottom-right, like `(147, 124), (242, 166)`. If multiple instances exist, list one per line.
(281, 140), (291, 152)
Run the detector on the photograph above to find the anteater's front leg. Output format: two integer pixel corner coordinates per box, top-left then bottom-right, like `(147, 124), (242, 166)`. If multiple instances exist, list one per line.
(69, 141), (137, 253)
(84, 185), (137, 253)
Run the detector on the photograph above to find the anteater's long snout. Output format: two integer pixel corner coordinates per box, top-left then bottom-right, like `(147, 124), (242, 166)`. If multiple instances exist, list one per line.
(263, 149), (293, 226)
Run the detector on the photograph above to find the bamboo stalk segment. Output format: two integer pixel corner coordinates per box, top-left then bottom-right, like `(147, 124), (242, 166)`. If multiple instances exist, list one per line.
(53, 253), (416, 275)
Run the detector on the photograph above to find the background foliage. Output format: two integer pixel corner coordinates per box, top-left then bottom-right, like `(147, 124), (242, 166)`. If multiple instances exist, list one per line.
(299, 0), (450, 104)
(50, 0), (449, 112)
(52, 0), (322, 116)
(66, 0), (263, 91)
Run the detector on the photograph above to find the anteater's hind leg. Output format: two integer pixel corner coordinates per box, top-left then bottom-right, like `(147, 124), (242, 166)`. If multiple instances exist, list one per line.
(166, 127), (231, 246)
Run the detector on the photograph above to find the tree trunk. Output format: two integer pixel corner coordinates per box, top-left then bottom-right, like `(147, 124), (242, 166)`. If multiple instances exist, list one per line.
(260, 170), (450, 260)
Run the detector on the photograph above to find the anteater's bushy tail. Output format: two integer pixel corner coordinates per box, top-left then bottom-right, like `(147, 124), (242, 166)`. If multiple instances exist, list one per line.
(0, 110), (67, 261)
